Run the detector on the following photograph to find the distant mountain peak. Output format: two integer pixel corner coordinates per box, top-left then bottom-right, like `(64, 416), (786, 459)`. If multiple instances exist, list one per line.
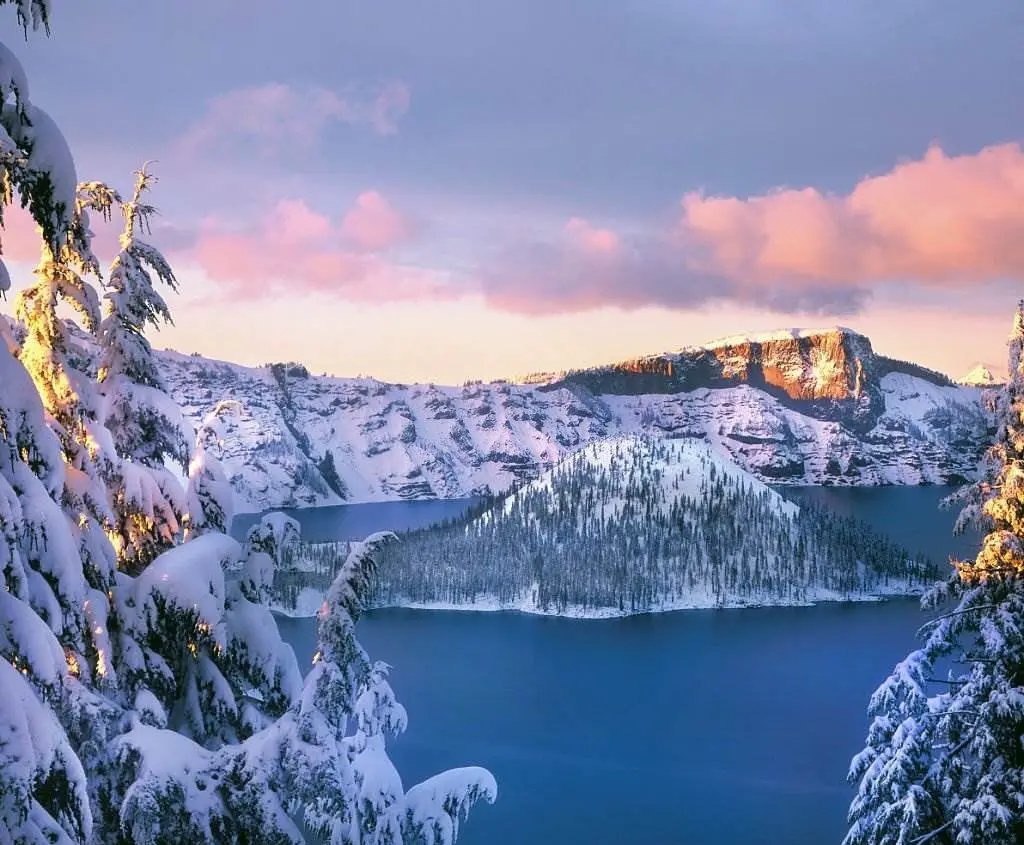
(150, 327), (989, 512)
(958, 362), (1004, 387)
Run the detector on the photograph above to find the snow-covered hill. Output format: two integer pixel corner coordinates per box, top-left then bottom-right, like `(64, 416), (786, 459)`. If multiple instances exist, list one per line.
(155, 328), (994, 512)
(272, 436), (936, 618)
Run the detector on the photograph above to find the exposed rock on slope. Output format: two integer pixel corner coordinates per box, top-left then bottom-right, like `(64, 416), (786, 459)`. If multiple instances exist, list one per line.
(548, 327), (954, 432)
(155, 328), (993, 512)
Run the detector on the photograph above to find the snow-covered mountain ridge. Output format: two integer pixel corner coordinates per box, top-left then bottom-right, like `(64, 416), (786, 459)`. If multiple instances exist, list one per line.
(154, 327), (995, 512)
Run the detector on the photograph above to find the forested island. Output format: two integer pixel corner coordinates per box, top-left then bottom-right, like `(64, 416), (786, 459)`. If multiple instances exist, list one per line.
(271, 436), (937, 617)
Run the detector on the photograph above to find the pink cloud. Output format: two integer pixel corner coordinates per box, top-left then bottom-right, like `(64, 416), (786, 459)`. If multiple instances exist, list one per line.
(564, 217), (620, 254)
(0, 204), (124, 266)
(480, 206), (865, 315)
(341, 191), (412, 252)
(0, 205), (46, 263)
(177, 80), (411, 155)
(681, 142), (1024, 285)
(478, 143), (1024, 317)
(184, 194), (454, 303)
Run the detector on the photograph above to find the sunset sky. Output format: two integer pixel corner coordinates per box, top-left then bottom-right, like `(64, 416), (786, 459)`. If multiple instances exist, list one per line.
(3, 0), (1022, 383)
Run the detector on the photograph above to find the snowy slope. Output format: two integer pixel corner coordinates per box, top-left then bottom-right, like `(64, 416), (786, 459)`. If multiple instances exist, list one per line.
(156, 330), (993, 512)
(496, 436), (799, 524)
(273, 436), (934, 618)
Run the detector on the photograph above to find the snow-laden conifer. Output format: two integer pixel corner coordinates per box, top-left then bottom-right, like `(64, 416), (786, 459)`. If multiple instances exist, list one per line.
(224, 533), (496, 844)
(110, 532), (495, 844)
(96, 166), (190, 573)
(0, 334), (95, 844)
(186, 400), (239, 538)
(0, 4), (494, 841)
(846, 302), (1024, 845)
(0, 0), (50, 34)
(14, 179), (119, 594)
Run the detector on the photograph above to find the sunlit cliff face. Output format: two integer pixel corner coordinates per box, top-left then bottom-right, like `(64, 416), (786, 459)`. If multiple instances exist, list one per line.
(698, 330), (871, 403)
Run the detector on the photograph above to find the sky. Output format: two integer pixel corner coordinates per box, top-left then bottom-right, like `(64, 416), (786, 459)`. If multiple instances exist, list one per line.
(2, 0), (1022, 383)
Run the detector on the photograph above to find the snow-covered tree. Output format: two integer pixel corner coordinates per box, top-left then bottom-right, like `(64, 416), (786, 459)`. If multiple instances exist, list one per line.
(1, 5), (495, 842)
(14, 179), (120, 595)
(0, 322), (96, 844)
(846, 301), (1024, 845)
(0, 0), (120, 696)
(186, 400), (240, 538)
(110, 532), (496, 844)
(96, 165), (190, 573)
(0, 0), (50, 35)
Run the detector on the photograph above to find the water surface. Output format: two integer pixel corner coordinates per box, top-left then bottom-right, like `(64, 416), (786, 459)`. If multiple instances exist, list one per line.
(280, 600), (929, 845)
(276, 485), (980, 845)
(232, 497), (477, 543)
(775, 485), (980, 567)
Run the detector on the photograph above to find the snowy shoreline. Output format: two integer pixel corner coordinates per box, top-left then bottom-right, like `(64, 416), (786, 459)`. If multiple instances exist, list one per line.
(271, 585), (925, 620)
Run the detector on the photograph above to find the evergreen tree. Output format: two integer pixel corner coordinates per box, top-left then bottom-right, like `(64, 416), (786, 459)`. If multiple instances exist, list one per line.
(96, 165), (190, 573)
(0, 4), (496, 842)
(0, 311), (95, 843)
(113, 533), (496, 844)
(185, 400), (240, 538)
(846, 302), (1024, 845)
(14, 178), (119, 595)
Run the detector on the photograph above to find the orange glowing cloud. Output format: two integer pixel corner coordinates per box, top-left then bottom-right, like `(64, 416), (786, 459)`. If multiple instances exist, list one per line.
(479, 209), (868, 317)
(681, 142), (1024, 286)
(480, 143), (1024, 317)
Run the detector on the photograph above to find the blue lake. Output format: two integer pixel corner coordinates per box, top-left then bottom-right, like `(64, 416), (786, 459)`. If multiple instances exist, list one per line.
(265, 486), (981, 845)
(232, 497), (479, 544)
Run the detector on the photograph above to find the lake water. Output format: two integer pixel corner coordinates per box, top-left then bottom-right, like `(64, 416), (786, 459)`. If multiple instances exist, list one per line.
(268, 486), (981, 845)
(773, 485), (980, 567)
(232, 497), (479, 544)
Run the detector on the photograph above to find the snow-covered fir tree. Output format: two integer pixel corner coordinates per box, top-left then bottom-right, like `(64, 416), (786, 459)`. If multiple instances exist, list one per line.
(0, 331), (95, 844)
(186, 400), (241, 538)
(0, 5), (495, 842)
(845, 302), (1024, 845)
(112, 532), (495, 844)
(96, 165), (190, 574)
(14, 179), (120, 593)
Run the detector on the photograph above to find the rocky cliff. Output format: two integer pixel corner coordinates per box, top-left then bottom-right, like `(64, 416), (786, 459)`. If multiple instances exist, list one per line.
(548, 328), (954, 433)
(154, 327), (995, 512)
